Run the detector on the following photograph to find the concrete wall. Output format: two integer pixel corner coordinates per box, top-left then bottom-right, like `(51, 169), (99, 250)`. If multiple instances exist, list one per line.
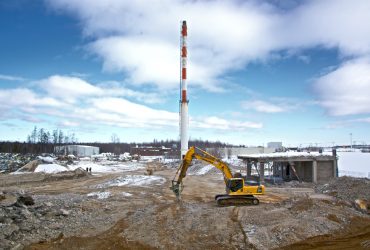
(317, 161), (334, 183)
(272, 160), (334, 183)
(294, 162), (313, 182)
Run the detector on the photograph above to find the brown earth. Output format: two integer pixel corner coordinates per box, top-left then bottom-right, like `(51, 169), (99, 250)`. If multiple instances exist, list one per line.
(1, 163), (369, 249)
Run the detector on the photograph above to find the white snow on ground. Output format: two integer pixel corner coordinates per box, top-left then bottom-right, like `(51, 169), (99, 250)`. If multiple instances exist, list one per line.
(188, 164), (214, 175)
(87, 191), (111, 199)
(37, 156), (55, 163)
(96, 175), (166, 188)
(223, 157), (244, 167)
(121, 192), (133, 197)
(34, 164), (68, 173)
(163, 158), (178, 163)
(337, 152), (370, 178)
(70, 161), (145, 173)
(140, 156), (164, 162)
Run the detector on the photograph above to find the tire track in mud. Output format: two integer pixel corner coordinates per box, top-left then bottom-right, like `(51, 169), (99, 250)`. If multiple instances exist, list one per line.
(230, 207), (257, 250)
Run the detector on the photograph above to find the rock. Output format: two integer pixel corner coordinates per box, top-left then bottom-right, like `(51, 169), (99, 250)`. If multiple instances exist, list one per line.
(3, 223), (19, 237)
(49, 222), (63, 230)
(355, 199), (369, 214)
(19, 223), (34, 232)
(0, 238), (13, 249)
(0, 194), (17, 207)
(11, 243), (23, 250)
(44, 202), (53, 207)
(17, 195), (35, 206)
(56, 209), (70, 217)
(20, 208), (32, 218)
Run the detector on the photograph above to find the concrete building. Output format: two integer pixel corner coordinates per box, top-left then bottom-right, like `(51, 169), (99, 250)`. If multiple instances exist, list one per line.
(130, 146), (174, 157)
(208, 147), (275, 158)
(54, 145), (99, 157)
(267, 142), (283, 150)
(238, 151), (337, 184)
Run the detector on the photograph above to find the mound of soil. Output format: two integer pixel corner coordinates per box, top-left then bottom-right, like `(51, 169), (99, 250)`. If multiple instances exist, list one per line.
(315, 176), (370, 202)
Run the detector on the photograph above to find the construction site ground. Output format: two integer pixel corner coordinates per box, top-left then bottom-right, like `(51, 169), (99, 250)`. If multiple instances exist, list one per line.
(1, 162), (369, 250)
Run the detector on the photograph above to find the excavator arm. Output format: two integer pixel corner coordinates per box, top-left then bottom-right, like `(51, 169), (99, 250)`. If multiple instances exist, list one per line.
(171, 146), (233, 199)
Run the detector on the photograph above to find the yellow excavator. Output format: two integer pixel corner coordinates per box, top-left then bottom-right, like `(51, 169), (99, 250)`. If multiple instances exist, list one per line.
(171, 146), (265, 206)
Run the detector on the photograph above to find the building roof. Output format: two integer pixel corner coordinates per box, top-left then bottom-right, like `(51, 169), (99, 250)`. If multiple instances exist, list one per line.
(238, 151), (335, 162)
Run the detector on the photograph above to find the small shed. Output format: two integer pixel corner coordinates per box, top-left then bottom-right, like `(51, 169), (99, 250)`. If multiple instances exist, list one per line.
(238, 151), (338, 184)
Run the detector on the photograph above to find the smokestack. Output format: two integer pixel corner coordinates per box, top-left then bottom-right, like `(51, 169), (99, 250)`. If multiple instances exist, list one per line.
(180, 20), (189, 158)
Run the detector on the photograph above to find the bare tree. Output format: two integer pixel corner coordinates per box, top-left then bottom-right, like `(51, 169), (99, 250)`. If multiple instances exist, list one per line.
(111, 133), (120, 143)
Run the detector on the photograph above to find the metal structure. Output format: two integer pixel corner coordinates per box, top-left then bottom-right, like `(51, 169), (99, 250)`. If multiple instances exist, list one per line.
(180, 20), (189, 158)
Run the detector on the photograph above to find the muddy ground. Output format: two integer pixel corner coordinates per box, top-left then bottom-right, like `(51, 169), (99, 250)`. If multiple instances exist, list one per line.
(1, 162), (369, 250)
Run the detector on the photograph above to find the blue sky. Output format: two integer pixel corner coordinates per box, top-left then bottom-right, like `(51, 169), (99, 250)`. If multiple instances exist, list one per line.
(0, 0), (370, 146)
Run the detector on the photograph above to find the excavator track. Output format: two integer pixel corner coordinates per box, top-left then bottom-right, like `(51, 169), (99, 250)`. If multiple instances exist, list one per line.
(215, 194), (259, 206)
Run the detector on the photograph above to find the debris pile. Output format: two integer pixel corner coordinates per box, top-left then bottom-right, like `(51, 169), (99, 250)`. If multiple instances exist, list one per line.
(316, 176), (370, 213)
(0, 153), (37, 173)
(0, 191), (117, 249)
(315, 176), (370, 201)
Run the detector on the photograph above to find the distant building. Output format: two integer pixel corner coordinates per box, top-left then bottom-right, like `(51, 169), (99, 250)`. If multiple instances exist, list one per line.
(130, 146), (174, 157)
(54, 145), (99, 157)
(238, 150), (338, 184)
(267, 142), (283, 150)
(209, 147), (275, 158)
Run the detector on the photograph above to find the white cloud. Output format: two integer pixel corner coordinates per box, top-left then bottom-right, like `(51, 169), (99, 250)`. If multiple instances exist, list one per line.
(91, 37), (180, 89)
(242, 100), (285, 113)
(87, 97), (178, 128)
(38, 75), (101, 101)
(354, 117), (370, 123)
(192, 116), (262, 130)
(58, 120), (80, 127)
(45, 0), (370, 91)
(37, 75), (163, 104)
(0, 80), (262, 132)
(0, 74), (26, 81)
(0, 88), (62, 109)
(314, 58), (370, 116)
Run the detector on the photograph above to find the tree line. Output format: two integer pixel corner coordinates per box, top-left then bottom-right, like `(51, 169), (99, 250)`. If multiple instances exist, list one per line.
(0, 127), (234, 155)
(27, 126), (77, 144)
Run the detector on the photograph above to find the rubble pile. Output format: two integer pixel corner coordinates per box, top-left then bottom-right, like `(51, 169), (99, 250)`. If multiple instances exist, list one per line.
(316, 176), (370, 213)
(315, 176), (370, 202)
(0, 191), (116, 249)
(0, 153), (37, 173)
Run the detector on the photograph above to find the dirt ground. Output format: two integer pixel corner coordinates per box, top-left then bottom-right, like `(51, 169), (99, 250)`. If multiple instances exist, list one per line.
(1, 163), (369, 250)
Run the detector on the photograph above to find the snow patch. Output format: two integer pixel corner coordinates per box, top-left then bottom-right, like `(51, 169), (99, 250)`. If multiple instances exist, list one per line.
(37, 156), (55, 163)
(71, 161), (145, 173)
(337, 152), (370, 178)
(121, 192), (133, 197)
(189, 164), (214, 175)
(87, 191), (111, 199)
(97, 175), (166, 188)
(34, 164), (68, 173)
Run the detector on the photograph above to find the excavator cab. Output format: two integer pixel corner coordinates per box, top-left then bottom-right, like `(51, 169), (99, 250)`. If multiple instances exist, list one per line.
(227, 178), (244, 193)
